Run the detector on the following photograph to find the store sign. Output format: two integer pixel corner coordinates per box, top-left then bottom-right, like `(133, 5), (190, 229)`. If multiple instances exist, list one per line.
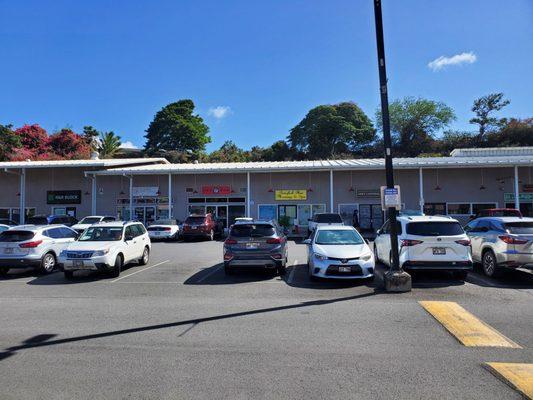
(504, 193), (533, 202)
(132, 187), (159, 197)
(202, 185), (231, 195)
(356, 188), (380, 198)
(275, 190), (307, 201)
(46, 190), (81, 204)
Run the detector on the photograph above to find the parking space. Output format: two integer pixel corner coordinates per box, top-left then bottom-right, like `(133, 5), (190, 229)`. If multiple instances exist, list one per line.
(0, 239), (532, 399)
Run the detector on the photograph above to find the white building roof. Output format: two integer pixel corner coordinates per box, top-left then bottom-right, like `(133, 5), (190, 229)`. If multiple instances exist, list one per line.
(0, 158), (168, 170)
(450, 147), (533, 157)
(91, 154), (533, 175)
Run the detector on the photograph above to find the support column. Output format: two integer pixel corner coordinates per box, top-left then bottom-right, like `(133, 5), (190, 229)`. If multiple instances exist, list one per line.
(514, 166), (520, 210)
(168, 173), (173, 219)
(246, 172), (251, 218)
(129, 175), (134, 221)
(329, 170), (334, 213)
(19, 169), (26, 225)
(91, 175), (97, 215)
(419, 168), (424, 213)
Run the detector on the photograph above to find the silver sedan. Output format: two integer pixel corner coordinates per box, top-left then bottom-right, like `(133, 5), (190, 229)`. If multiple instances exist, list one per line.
(304, 226), (375, 280)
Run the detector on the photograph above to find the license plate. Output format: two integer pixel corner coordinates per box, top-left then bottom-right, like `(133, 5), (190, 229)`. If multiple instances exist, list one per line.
(339, 266), (351, 272)
(432, 247), (446, 255)
(246, 242), (259, 249)
(4, 248), (13, 254)
(73, 260), (84, 267)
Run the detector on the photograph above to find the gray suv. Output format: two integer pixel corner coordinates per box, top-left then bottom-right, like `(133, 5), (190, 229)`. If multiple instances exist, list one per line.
(223, 220), (288, 276)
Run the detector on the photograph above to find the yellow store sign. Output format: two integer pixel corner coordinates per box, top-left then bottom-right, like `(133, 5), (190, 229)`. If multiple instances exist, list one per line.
(275, 190), (307, 201)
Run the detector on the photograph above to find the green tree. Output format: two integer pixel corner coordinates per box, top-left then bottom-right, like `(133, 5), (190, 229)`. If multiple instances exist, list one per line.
(288, 102), (375, 159)
(0, 124), (22, 161)
(377, 97), (455, 157)
(144, 100), (210, 158)
(261, 140), (293, 161)
(469, 93), (510, 141)
(207, 141), (248, 163)
(98, 131), (122, 158)
(82, 126), (100, 151)
(486, 118), (533, 147)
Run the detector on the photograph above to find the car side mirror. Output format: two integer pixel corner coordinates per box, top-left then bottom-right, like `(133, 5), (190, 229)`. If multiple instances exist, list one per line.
(376, 229), (381, 235)
(303, 239), (311, 245)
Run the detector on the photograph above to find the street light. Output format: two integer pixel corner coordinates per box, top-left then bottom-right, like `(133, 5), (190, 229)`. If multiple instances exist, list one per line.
(373, 0), (411, 292)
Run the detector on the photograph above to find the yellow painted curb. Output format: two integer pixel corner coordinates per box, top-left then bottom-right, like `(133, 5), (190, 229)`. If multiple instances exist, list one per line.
(486, 362), (533, 399)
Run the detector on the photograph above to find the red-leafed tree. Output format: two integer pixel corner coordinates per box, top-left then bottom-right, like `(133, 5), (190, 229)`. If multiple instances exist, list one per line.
(48, 128), (92, 159)
(11, 124), (52, 160)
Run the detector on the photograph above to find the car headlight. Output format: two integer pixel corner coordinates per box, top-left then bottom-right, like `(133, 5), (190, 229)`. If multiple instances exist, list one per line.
(314, 253), (328, 261)
(361, 253), (373, 262)
(93, 249), (110, 257)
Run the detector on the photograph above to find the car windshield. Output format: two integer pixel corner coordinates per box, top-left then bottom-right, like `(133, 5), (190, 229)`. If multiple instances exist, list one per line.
(153, 219), (176, 225)
(0, 230), (35, 242)
(27, 216), (48, 225)
(230, 224), (275, 238)
(185, 217), (206, 224)
(504, 222), (533, 235)
(315, 214), (343, 223)
(315, 229), (363, 245)
(78, 227), (123, 241)
(79, 217), (101, 224)
(406, 222), (464, 236)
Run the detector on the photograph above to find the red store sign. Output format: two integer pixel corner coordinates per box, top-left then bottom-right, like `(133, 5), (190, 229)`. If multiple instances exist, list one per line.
(202, 185), (232, 195)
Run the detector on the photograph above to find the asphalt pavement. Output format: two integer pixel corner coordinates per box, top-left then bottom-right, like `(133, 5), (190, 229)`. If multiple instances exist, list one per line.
(0, 239), (532, 399)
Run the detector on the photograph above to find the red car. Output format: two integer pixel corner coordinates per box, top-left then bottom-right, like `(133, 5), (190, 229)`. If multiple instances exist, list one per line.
(475, 208), (523, 219)
(182, 214), (224, 241)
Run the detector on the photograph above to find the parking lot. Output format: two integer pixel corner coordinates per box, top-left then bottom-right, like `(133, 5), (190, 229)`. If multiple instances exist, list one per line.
(1, 239), (532, 399)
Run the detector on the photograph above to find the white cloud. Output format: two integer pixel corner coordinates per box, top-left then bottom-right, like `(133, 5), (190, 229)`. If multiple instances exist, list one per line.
(208, 106), (232, 119)
(120, 141), (138, 149)
(428, 51), (477, 71)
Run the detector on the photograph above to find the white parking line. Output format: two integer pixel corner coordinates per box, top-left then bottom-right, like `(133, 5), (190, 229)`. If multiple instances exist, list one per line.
(110, 260), (170, 283)
(196, 264), (223, 283)
(287, 259), (298, 284)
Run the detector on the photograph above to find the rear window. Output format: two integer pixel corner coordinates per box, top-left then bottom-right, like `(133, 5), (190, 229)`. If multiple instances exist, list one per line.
(185, 217), (206, 224)
(27, 216), (48, 225)
(230, 224), (275, 238)
(153, 219), (176, 225)
(79, 217), (101, 224)
(315, 214), (343, 223)
(406, 222), (464, 236)
(504, 222), (533, 235)
(0, 230), (35, 242)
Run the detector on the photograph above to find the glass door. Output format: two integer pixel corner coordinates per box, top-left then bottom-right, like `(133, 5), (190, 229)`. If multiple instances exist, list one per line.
(217, 205), (228, 229)
(228, 205), (245, 226)
(278, 205), (297, 229)
(297, 204), (311, 227)
(145, 206), (156, 225)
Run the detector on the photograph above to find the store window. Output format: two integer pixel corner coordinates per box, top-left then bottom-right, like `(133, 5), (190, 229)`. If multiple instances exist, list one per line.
(423, 203), (446, 216)
(447, 203), (471, 215)
(258, 205), (277, 221)
(472, 203), (497, 215)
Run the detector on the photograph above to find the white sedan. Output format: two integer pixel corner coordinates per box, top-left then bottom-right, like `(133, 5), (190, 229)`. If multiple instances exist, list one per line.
(147, 219), (180, 241)
(304, 225), (374, 280)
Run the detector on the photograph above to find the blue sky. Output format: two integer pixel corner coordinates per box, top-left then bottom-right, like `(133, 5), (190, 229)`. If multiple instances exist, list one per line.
(1, 0), (531, 151)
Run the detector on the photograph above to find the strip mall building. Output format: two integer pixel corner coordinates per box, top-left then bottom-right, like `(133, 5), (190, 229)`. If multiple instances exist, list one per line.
(1, 147), (533, 234)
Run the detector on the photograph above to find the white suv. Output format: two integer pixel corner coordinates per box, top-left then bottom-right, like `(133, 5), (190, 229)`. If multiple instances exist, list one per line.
(58, 221), (151, 279)
(373, 215), (473, 279)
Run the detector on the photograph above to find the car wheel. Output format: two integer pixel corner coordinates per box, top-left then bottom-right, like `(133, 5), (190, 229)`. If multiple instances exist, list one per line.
(39, 252), (56, 274)
(209, 230), (214, 241)
(482, 250), (503, 278)
(139, 246), (149, 265)
(0, 267), (9, 277)
(452, 270), (468, 280)
(109, 255), (123, 278)
(64, 271), (74, 280)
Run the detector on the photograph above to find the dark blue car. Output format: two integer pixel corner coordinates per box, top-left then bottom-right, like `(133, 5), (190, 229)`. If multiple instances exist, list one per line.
(26, 215), (78, 227)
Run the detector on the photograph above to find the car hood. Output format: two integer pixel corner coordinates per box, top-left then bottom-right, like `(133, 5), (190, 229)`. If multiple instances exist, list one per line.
(65, 241), (117, 251)
(71, 224), (90, 230)
(313, 243), (369, 258)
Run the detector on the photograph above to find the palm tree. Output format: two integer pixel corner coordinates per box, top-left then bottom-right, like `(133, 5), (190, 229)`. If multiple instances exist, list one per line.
(98, 131), (122, 158)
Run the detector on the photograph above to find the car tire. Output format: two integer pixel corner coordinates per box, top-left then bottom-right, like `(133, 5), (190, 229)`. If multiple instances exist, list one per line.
(64, 271), (74, 280)
(482, 250), (503, 278)
(452, 270), (468, 280)
(109, 255), (123, 278)
(139, 246), (149, 265)
(39, 252), (56, 274)
(0, 267), (9, 277)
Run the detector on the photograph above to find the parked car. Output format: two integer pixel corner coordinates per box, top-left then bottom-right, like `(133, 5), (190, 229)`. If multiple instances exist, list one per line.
(0, 224), (10, 234)
(464, 217), (533, 277)
(26, 214), (79, 227)
(474, 208), (522, 219)
(0, 218), (17, 226)
(0, 225), (78, 276)
(307, 213), (344, 235)
(58, 221), (150, 279)
(71, 215), (117, 234)
(304, 225), (374, 281)
(147, 219), (180, 241)
(182, 214), (223, 241)
(223, 219), (288, 276)
(373, 215), (473, 280)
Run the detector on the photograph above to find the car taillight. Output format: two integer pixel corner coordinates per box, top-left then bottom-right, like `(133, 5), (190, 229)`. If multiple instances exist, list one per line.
(400, 239), (423, 247)
(224, 253), (234, 260)
(163, 227), (171, 231)
(271, 253), (283, 259)
(19, 240), (43, 248)
(498, 235), (528, 245)
(455, 239), (471, 246)
(266, 238), (282, 244)
(225, 239), (237, 245)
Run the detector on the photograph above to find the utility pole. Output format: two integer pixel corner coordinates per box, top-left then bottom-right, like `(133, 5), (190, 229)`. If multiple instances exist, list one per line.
(373, 0), (411, 292)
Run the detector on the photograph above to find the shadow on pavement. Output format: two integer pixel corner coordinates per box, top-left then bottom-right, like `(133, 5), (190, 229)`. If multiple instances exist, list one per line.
(466, 264), (533, 289)
(183, 263), (278, 285)
(0, 291), (378, 362)
(374, 263), (465, 289)
(284, 264), (375, 290)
